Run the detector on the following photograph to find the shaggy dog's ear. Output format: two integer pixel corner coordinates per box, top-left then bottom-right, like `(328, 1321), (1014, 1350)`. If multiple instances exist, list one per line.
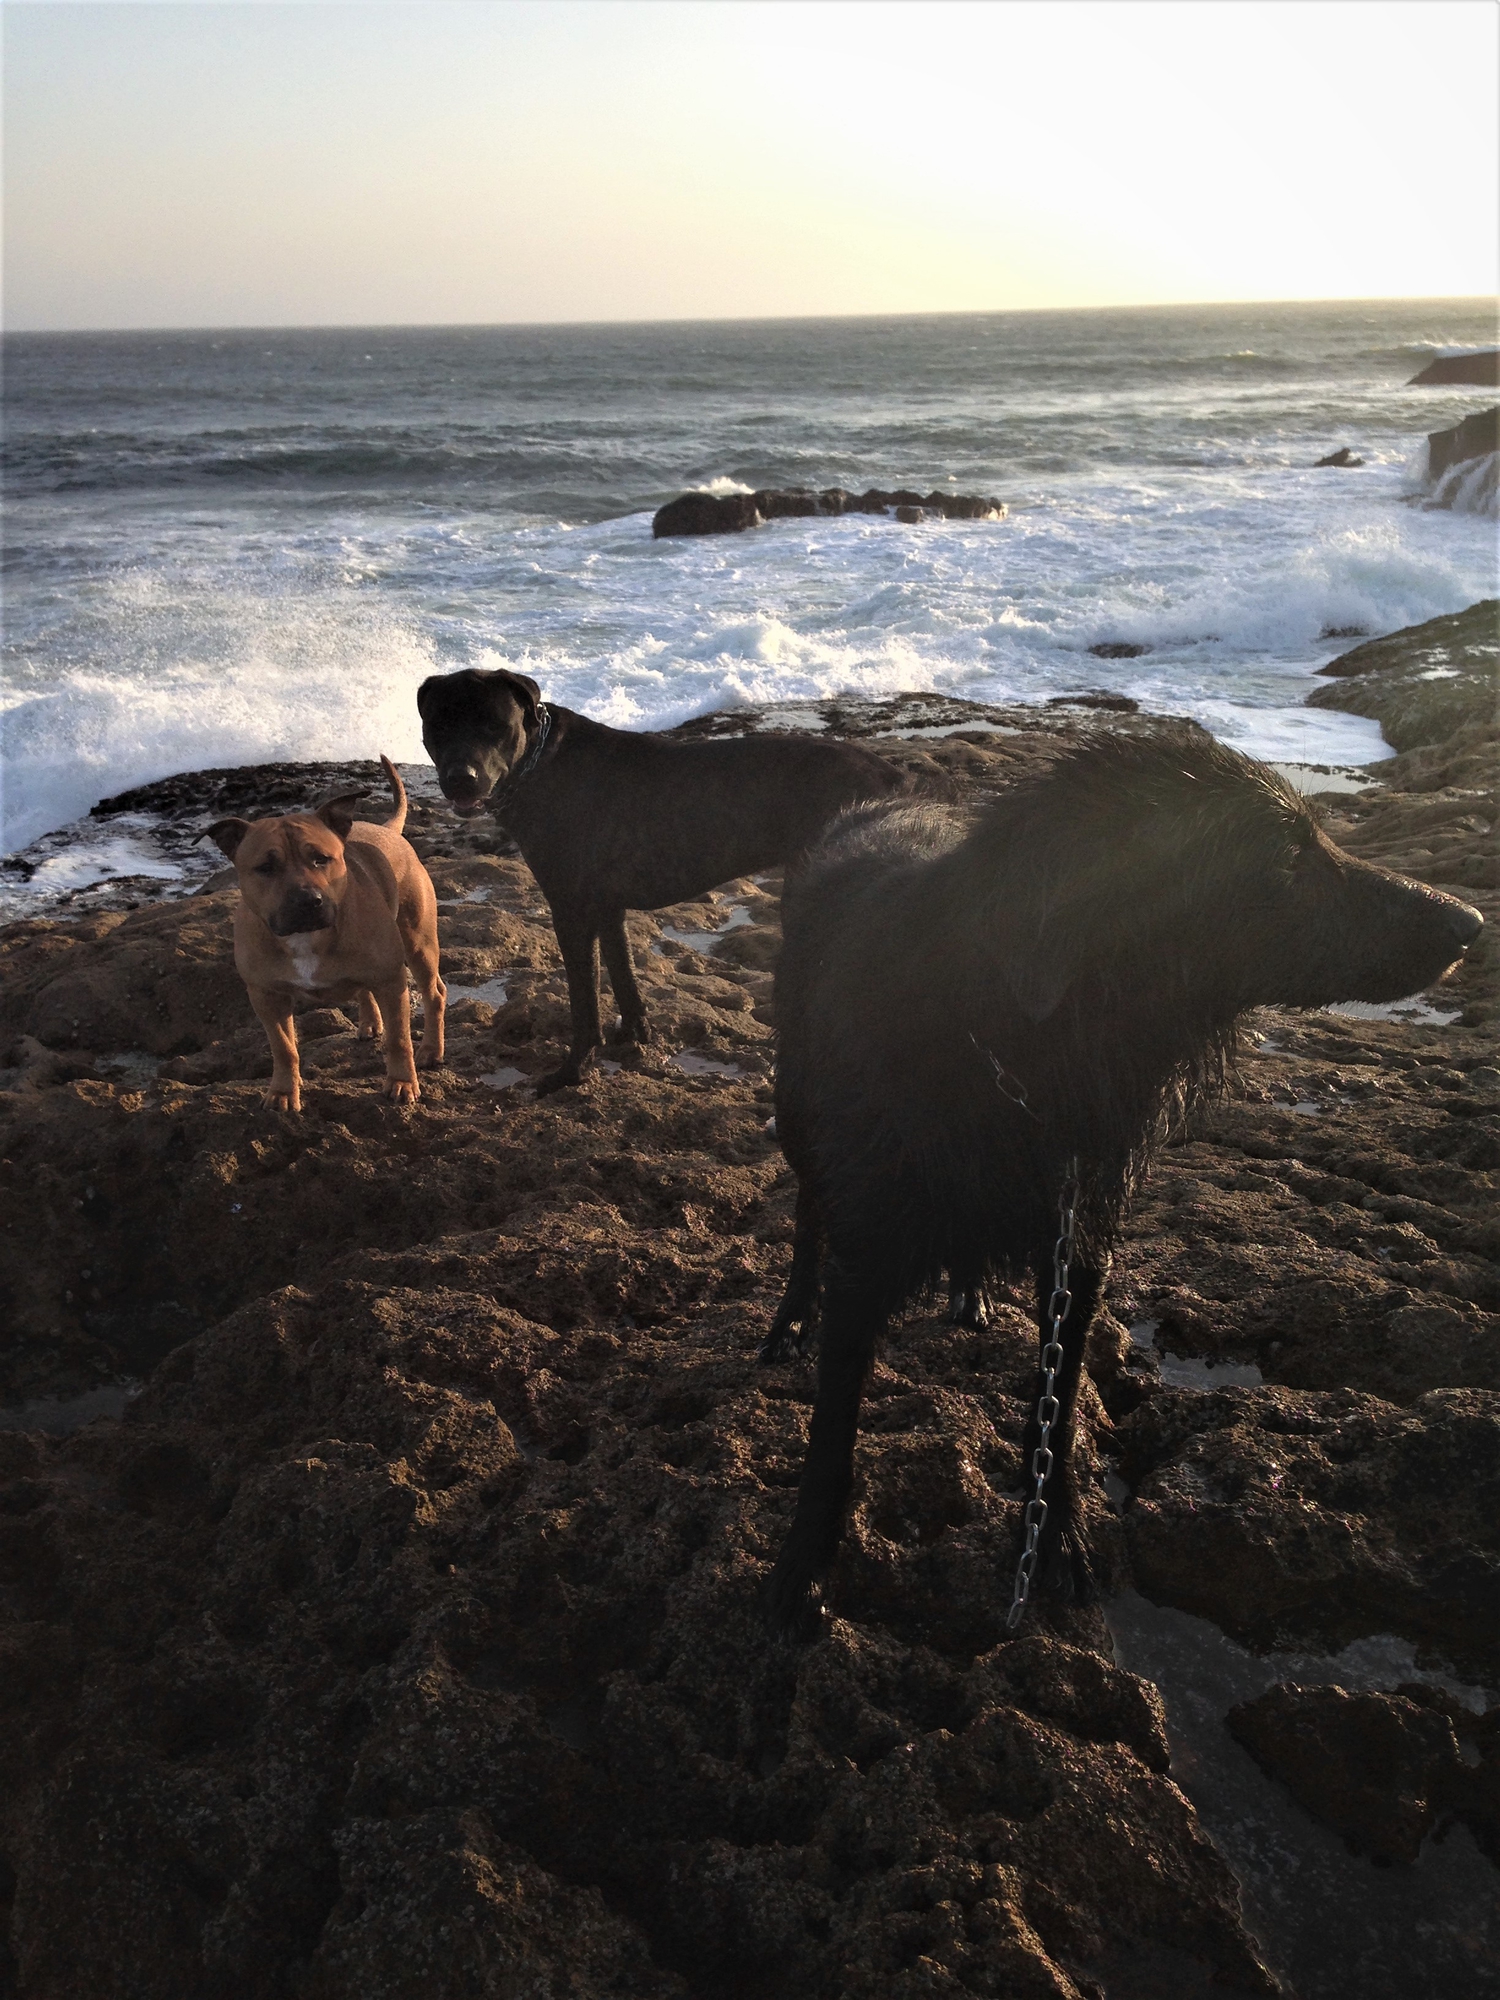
(994, 875), (1102, 1021)
(1005, 950), (1082, 1023)
(315, 789), (369, 839)
(202, 818), (252, 860)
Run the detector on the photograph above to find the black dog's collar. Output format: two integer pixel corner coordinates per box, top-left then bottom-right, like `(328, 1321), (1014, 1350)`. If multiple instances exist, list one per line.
(506, 704), (552, 786)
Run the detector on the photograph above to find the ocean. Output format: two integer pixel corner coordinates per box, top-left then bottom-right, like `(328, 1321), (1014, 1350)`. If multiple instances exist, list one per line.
(3, 298), (1497, 873)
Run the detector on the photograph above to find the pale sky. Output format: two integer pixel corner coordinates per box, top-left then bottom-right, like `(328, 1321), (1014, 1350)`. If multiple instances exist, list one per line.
(4, 0), (1498, 332)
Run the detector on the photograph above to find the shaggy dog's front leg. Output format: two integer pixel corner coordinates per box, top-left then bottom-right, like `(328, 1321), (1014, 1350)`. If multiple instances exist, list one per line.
(765, 1265), (885, 1632)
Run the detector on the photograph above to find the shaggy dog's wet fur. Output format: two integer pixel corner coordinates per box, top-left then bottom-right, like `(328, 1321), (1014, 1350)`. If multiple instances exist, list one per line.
(761, 728), (1483, 1631)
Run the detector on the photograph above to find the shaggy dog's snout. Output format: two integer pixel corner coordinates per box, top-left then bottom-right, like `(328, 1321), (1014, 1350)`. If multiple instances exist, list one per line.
(1444, 899), (1484, 947)
(1321, 859), (1484, 1005)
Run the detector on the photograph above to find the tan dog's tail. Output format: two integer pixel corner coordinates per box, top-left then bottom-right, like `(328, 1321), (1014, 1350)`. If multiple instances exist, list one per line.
(378, 754), (408, 835)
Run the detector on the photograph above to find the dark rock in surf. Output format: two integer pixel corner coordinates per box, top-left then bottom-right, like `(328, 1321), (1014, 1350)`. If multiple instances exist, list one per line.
(1308, 600), (1499, 751)
(1089, 642), (1150, 660)
(1047, 691), (1141, 713)
(651, 491), (763, 538)
(750, 488), (819, 521)
(931, 491), (999, 519)
(652, 486), (1005, 536)
(1407, 350), (1500, 388)
(1314, 446), (1364, 468)
(1427, 406), (1500, 484)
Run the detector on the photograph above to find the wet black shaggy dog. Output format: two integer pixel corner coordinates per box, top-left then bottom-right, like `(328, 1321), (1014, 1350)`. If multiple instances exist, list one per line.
(761, 728), (1483, 1631)
(417, 668), (906, 1092)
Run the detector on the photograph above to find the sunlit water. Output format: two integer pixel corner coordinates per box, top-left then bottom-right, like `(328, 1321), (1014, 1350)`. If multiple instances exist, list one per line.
(4, 300), (1497, 854)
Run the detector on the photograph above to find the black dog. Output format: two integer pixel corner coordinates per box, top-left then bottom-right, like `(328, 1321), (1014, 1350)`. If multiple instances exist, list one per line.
(760, 728), (1483, 1631)
(417, 668), (906, 1091)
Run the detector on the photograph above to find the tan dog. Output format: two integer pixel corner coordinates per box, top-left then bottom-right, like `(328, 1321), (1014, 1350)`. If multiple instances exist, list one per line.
(206, 756), (445, 1112)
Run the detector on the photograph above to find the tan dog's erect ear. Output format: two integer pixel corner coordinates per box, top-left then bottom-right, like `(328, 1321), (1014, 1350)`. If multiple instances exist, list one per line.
(314, 789), (369, 839)
(203, 817), (253, 860)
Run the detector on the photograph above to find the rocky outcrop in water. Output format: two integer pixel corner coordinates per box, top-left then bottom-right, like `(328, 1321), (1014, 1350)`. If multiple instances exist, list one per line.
(1407, 350), (1500, 387)
(1307, 599), (1499, 751)
(1, 680), (1497, 1998)
(1427, 406), (1500, 483)
(652, 488), (1005, 537)
(1313, 447), (1363, 468)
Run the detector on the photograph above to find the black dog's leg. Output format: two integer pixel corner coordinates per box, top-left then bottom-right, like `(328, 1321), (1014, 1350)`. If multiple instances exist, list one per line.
(599, 911), (651, 1047)
(760, 1182), (823, 1362)
(764, 1262), (887, 1634)
(536, 914), (604, 1094)
(1019, 1254), (1109, 1605)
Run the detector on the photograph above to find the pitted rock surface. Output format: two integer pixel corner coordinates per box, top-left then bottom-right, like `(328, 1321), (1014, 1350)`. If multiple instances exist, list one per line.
(1, 670), (1496, 1998)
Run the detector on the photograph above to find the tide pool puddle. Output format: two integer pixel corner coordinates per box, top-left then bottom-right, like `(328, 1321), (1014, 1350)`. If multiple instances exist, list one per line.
(1129, 1320), (1264, 1390)
(1105, 1591), (1498, 2000)
(0, 1382), (142, 1435)
(657, 903), (754, 955)
(1326, 996), (1462, 1027)
(97, 1052), (163, 1084)
(480, 1066), (528, 1090)
(448, 976), (510, 1008)
(1270, 762), (1381, 797)
(672, 1051), (742, 1078)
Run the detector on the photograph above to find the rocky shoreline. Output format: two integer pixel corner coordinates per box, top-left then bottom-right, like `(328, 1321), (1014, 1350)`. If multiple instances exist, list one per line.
(1, 632), (1497, 1998)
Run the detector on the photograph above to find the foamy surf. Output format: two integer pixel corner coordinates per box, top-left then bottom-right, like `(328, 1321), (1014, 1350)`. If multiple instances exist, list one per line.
(5, 301), (1496, 854)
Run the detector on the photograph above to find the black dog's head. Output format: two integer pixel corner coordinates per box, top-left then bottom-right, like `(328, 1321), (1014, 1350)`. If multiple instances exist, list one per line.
(416, 668), (543, 816)
(979, 731), (1482, 1023)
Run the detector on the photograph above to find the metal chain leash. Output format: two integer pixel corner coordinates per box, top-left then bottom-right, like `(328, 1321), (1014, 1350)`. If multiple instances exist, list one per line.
(1005, 1159), (1081, 1634)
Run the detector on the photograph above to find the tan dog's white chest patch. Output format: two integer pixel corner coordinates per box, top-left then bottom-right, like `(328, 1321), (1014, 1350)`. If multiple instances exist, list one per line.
(284, 936), (329, 989)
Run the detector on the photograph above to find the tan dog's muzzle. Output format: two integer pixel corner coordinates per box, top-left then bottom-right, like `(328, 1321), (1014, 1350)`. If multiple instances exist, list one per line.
(268, 891), (335, 936)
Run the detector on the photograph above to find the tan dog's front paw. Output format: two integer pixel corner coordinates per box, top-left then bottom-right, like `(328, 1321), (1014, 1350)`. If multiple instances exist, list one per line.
(263, 1086), (301, 1113)
(384, 1076), (420, 1104)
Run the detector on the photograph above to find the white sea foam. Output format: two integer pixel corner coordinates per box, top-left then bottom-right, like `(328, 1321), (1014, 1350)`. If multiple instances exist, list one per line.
(6, 306), (1497, 855)
(1427, 450), (1499, 520)
(2, 577), (433, 850)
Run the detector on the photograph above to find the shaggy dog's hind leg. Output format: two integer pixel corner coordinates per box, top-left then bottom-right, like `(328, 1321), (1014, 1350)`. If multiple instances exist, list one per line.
(760, 1182), (823, 1363)
(947, 1274), (990, 1331)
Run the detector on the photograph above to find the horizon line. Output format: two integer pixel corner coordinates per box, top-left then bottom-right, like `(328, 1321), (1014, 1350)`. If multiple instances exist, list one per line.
(6, 293), (1499, 341)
